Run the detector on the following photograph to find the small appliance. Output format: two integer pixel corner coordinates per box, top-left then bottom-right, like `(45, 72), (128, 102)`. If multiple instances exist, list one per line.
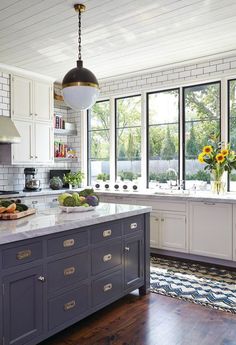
(24, 168), (41, 191)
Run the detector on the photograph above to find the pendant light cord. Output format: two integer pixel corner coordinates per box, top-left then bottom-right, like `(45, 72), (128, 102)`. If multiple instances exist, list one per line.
(78, 8), (82, 61)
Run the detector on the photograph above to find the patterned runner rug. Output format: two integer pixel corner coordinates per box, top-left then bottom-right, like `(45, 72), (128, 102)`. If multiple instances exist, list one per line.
(150, 256), (236, 313)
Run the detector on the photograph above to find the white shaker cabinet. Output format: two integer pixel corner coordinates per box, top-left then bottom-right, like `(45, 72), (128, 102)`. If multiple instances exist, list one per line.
(34, 81), (52, 121)
(34, 122), (53, 163)
(12, 120), (33, 164)
(150, 213), (160, 248)
(159, 212), (186, 252)
(11, 75), (33, 119)
(189, 202), (233, 260)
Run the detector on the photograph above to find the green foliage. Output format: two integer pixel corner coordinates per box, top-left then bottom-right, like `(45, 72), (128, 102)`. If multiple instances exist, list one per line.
(63, 171), (84, 187)
(185, 170), (210, 182)
(161, 126), (176, 160)
(186, 124), (199, 158)
(119, 171), (139, 181)
(96, 173), (110, 181)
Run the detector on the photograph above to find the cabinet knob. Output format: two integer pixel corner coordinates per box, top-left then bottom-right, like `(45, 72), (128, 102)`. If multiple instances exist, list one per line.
(161, 219), (164, 222)
(35, 113), (38, 116)
(125, 246), (130, 252)
(35, 156), (38, 159)
(30, 113), (33, 116)
(38, 276), (46, 282)
(30, 155), (34, 159)
(155, 218), (159, 221)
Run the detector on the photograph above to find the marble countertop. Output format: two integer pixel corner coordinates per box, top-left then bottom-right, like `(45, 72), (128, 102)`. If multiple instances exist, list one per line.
(2, 187), (236, 203)
(0, 203), (151, 245)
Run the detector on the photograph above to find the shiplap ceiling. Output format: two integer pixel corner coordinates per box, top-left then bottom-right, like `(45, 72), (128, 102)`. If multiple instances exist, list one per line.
(1, 0), (236, 81)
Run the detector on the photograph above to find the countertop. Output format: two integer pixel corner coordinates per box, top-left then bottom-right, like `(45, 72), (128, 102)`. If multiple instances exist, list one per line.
(0, 203), (151, 245)
(2, 187), (236, 204)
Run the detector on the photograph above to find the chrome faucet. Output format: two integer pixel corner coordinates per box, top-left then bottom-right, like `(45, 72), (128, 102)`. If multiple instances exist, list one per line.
(166, 168), (178, 187)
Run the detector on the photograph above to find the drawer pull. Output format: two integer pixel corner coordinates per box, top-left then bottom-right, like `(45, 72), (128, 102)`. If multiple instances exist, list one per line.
(64, 300), (76, 311)
(130, 222), (137, 229)
(103, 283), (112, 292)
(16, 249), (32, 260)
(103, 229), (112, 237)
(63, 239), (75, 248)
(204, 202), (216, 205)
(64, 266), (75, 276)
(103, 253), (112, 262)
(125, 246), (130, 252)
(38, 276), (46, 282)
(32, 200), (38, 205)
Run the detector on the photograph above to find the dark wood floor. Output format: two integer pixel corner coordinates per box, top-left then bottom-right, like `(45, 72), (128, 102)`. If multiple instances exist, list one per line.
(41, 291), (236, 345)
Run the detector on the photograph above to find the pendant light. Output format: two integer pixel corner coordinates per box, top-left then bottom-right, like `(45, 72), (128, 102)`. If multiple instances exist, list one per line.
(62, 4), (99, 111)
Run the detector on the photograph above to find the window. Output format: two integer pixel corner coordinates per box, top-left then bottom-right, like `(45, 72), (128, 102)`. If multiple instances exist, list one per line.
(228, 79), (236, 191)
(116, 95), (141, 181)
(87, 100), (110, 184)
(183, 82), (221, 190)
(147, 89), (179, 188)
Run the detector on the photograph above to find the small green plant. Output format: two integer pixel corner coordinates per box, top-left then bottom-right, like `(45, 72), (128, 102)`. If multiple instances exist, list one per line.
(96, 173), (110, 181)
(63, 171), (84, 187)
(119, 171), (139, 181)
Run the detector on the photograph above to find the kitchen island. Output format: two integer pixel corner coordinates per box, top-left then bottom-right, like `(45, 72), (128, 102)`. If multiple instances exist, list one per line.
(0, 203), (151, 345)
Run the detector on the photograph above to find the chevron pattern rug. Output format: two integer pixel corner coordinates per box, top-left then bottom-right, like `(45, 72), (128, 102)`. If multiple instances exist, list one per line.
(150, 256), (236, 313)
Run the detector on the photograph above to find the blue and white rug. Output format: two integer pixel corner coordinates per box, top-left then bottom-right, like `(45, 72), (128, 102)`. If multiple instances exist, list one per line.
(150, 256), (236, 313)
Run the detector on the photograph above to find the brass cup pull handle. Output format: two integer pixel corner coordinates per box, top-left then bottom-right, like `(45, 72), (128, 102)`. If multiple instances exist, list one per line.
(103, 229), (112, 237)
(103, 253), (112, 262)
(64, 266), (75, 276)
(64, 300), (76, 311)
(104, 283), (112, 292)
(16, 249), (32, 260)
(130, 222), (137, 229)
(125, 246), (130, 252)
(38, 276), (46, 282)
(63, 239), (75, 248)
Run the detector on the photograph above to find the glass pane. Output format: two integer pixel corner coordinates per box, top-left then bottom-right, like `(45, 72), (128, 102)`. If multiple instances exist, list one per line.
(88, 101), (110, 183)
(116, 95), (141, 181)
(229, 80), (236, 191)
(184, 82), (220, 190)
(148, 90), (179, 188)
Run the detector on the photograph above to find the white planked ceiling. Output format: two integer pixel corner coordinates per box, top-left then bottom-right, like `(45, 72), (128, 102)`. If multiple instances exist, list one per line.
(1, 0), (236, 82)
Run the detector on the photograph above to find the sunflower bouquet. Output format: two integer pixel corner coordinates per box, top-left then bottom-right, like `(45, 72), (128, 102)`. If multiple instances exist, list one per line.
(198, 140), (236, 193)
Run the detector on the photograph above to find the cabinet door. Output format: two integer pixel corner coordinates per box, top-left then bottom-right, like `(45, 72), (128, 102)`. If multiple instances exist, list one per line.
(124, 235), (144, 289)
(34, 81), (52, 121)
(159, 213), (187, 252)
(3, 266), (43, 345)
(190, 202), (233, 260)
(150, 213), (160, 248)
(233, 205), (236, 261)
(11, 75), (33, 119)
(12, 120), (34, 164)
(34, 122), (53, 163)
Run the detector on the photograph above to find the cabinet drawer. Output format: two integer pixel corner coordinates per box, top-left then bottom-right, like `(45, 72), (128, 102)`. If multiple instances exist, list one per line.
(152, 200), (186, 212)
(47, 230), (88, 256)
(92, 270), (122, 307)
(47, 252), (89, 293)
(2, 241), (42, 269)
(91, 240), (122, 275)
(123, 215), (144, 235)
(91, 221), (122, 244)
(48, 283), (89, 330)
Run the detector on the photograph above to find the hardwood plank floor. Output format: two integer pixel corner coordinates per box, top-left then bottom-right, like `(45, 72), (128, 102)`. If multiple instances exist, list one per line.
(40, 291), (236, 345)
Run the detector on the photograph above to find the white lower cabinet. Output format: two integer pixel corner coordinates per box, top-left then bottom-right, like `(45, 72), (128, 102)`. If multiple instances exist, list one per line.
(190, 202), (233, 260)
(150, 213), (160, 248)
(159, 212), (186, 252)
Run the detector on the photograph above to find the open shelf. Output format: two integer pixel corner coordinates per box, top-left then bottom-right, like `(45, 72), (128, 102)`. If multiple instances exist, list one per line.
(54, 128), (77, 136)
(54, 157), (78, 162)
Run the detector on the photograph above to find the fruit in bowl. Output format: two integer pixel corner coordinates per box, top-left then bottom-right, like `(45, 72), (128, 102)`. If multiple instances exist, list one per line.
(58, 189), (99, 210)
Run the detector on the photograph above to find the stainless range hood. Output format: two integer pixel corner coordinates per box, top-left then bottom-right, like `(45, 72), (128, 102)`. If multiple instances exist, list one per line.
(0, 116), (21, 143)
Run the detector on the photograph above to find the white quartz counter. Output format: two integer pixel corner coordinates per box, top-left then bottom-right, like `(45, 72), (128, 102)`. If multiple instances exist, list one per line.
(0, 203), (151, 245)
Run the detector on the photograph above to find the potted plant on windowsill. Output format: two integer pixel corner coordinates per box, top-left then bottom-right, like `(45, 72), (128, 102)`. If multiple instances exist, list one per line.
(63, 171), (84, 190)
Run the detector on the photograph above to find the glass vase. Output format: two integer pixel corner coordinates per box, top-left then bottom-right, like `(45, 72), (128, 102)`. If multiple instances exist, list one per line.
(211, 171), (225, 195)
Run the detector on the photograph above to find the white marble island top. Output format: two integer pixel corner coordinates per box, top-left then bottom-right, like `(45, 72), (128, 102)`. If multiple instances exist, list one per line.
(0, 203), (151, 245)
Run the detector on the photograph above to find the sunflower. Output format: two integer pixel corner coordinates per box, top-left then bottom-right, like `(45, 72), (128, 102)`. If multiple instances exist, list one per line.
(203, 145), (213, 155)
(198, 153), (205, 163)
(221, 149), (229, 156)
(216, 153), (225, 163)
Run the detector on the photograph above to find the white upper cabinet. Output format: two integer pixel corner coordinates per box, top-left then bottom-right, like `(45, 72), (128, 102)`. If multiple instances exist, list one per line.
(11, 75), (33, 119)
(190, 202), (233, 260)
(34, 122), (53, 163)
(12, 120), (33, 164)
(34, 81), (52, 121)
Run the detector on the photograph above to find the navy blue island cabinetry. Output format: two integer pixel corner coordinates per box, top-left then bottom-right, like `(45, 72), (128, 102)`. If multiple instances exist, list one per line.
(0, 208), (150, 345)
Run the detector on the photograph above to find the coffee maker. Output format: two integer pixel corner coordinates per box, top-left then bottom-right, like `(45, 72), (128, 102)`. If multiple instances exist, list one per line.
(24, 168), (41, 191)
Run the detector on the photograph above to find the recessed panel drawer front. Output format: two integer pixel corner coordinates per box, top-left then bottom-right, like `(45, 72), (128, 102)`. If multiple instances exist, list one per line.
(123, 215), (144, 235)
(91, 221), (122, 244)
(47, 230), (88, 256)
(47, 252), (89, 292)
(2, 241), (42, 269)
(91, 241), (122, 275)
(92, 270), (122, 307)
(48, 283), (89, 330)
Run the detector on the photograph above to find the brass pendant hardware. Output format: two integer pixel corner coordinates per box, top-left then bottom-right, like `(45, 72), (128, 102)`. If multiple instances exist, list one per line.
(38, 276), (46, 282)
(64, 300), (76, 311)
(103, 254), (112, 262)
(63, 239), (75, 247)
(64, 267), (76, 276)
(74, 4), (86, 12)
(16, 249), (32, 260)
(130, 222), (137, 229)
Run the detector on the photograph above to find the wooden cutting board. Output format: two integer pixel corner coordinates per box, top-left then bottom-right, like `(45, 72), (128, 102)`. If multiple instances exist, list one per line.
(0, 208), (36, 220)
